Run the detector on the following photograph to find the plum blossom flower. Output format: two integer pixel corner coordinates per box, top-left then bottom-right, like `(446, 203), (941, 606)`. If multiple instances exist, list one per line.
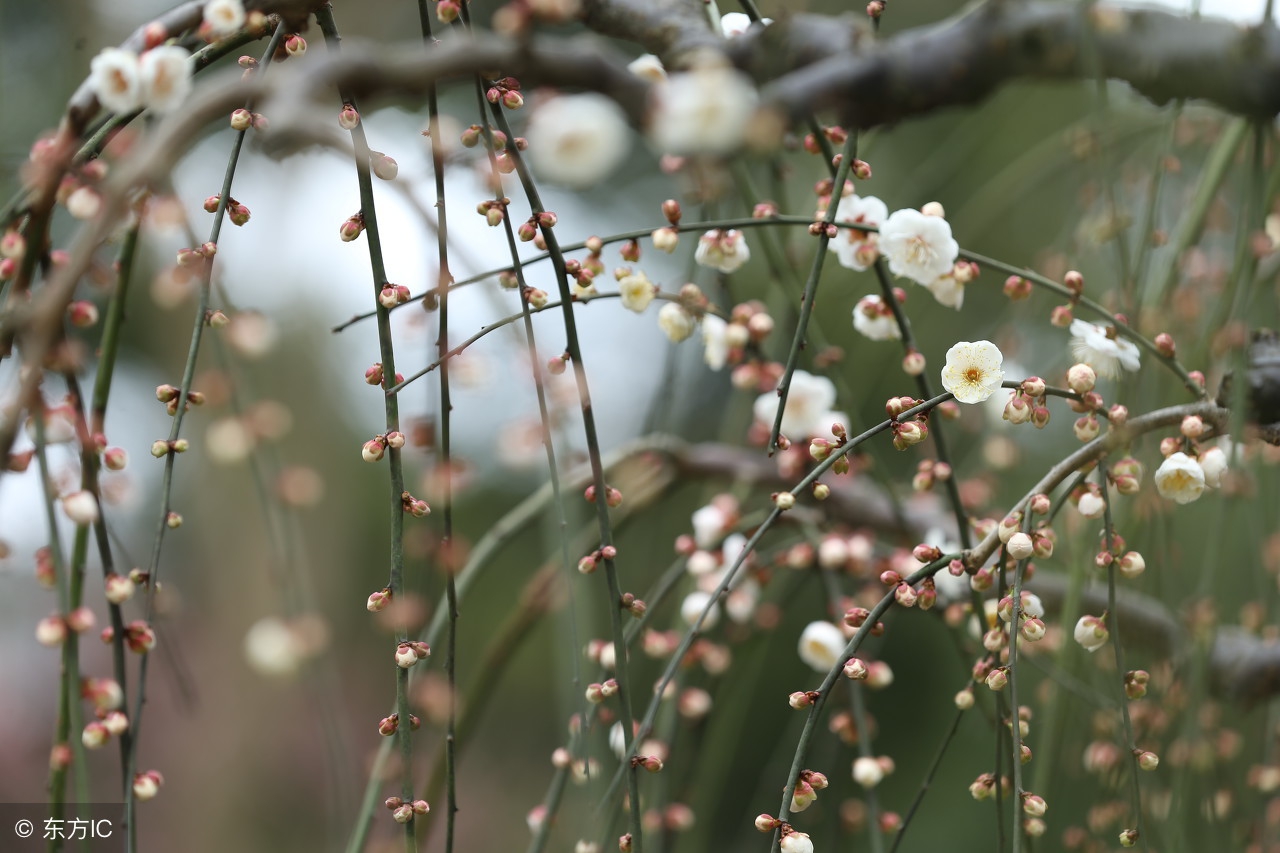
(852, 294), (900, 341)
(694, 229), (750, 273)
(829, 194), (888, 271)
(526, 94), (631, 189)
(1199, 445), (1228, 488)
(753, 370), (838, 438)
(627, 54), (666, 83)
(940, 340), (1005, 404)
(1153, 452), (1205, 504)
(925, 271), (965, 309)
(617, 271), (656, 313)
(204, 0), (246, 36)
(720, 12), (771, 37)
(680, 591), (719, 629)
(798, 621), (846, 672)
(648, 67), (758, 156)
(878, 208), (959, 285)
(780, 831), (814, 853)
(701, 314), (730, 370)
(691, 504), (729, 548)
(139, 46), (193, 115)
(1069, 320), (1140, 378)
(89, 48), (143, 114)
(1074, 615), (1109, 652)
(657, 303), (696, 343)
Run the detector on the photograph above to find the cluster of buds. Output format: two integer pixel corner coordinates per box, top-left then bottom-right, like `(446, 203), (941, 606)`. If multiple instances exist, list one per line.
(394, 641), (431, 668)
(150, 437), (190, 457)
(585, 679), (619, 704)
(228, 109), (268, 132)
(1002, 376), (1051, 429)
(518, 211), (559, 243)
(583, 483), (623, 508)
(385, 797), (430, 823)
(364, 362), (405, 388)
(576, 544), (618, 575)
(476, 198), (509, 227)
(176, 241), (217, 269)
(155, 383), (205, 416)
(790, 769), (830, 812)
(102, 619), (156, 654)
(563, 257), (596, 297)
(911, 458), (952, 492)
(886, 395), (929, 451)
(378, 283), (411, 309)
(802, 124), (849, 155)
(619, 591), (646, 618)
(400, 491), (431, 517)
(377, 712), (422, 736)
(788, 690), (820, 709)
(843, 606), (885, 636)
(1049, 270), (1085, 326)
(485, 76), (524, 110)
(361, 431), (404, 462)
(202, 194), (251, 226)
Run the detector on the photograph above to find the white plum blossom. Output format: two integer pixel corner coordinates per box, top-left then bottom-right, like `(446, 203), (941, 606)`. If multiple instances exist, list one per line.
(1153, 451), (1206, 504)
(780, 832), (814, 853)
(627, 54), (667, 83)
(1069, 320), (1141, 378)
(701, 314), (730, 370)
(657, 302), (696, 343)
(608, 721), (628, 758)
(852, 756), (884, 788)
(797, 621), (846, 672)
(89, 48), (143, 114)
(617, 271), (656, 313)
(829, 194), (888, 271)
(940, 340), (1005, 404)
(1199, 445), (1228, 488)
(752, 370), (838, 438)
(925, 272), (965, 309)
(1076, 492), (1106, 519)
(691, 504), (728, 548)
(1074, 615), (1109, 652)
(878, 208), (960, 285)
(724, 577), (760, 623)
(694, 229), (750, 273)
(720, 11), (772, 37)
(648, 67), (758, 156)
(243, 617), (304, 677)
(526, 94), (631, 189)
(204, 0), (246, 36)
(139, 46), (193, 115)
(62, 491), (100, 525)
(852, 294), (901, 341)
(680, 590), (719, 629)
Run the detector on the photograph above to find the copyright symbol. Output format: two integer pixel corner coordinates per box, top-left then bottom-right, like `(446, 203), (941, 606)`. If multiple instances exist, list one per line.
(14, 819), (33, 838)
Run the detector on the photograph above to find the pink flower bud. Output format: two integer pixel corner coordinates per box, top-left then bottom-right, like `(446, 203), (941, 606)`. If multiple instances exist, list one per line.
(1063, 270), (1084, 294)
(1050, 304), (1074, 327)
(36, 615), (67, 647)
(121, 621), (153, 654)
(285, 34), (306, 57)
(132, 770), (163, 801)
(339, 105), (360, 130)
(230, 109), (253, 131)
(1004, 275), (1032, 300)
(1067, 363), (1096, 394)
(340, 215), (365, 242)
(367, 588), (392, 612)
(104, 573), (136, 604)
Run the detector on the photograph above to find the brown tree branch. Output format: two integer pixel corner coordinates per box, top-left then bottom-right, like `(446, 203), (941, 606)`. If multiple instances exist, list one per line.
(742, 2), (1280, 126)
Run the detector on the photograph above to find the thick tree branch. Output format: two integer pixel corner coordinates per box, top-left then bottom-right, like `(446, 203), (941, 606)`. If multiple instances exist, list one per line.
(746, 2), (1280, 126)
